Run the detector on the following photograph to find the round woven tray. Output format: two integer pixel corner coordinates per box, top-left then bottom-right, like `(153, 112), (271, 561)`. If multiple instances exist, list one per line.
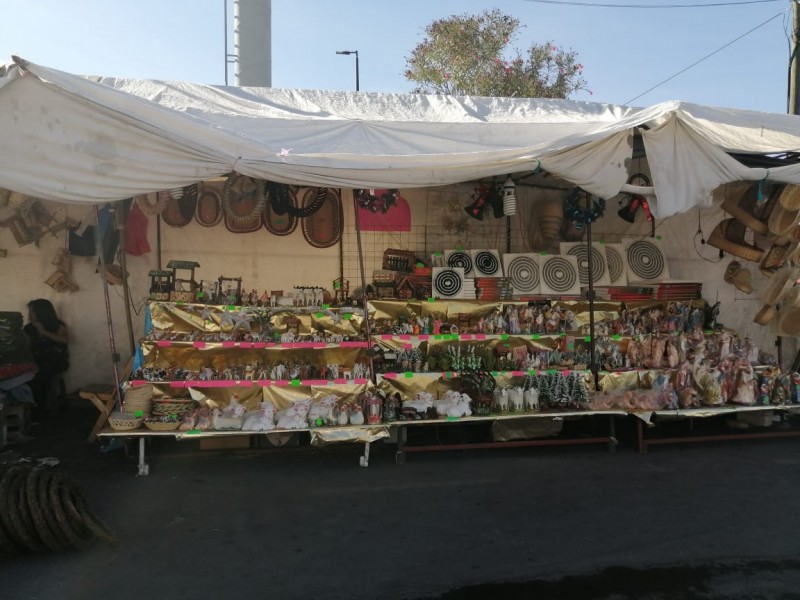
(108, 412), (144, 431)
(144, 420), (181, 431)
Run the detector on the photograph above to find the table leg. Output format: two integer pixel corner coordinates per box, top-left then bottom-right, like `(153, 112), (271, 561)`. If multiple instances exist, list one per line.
(395, 425), (407, 465)
(137, 437), (150, 476)
(359, 441), (371, 467)
(637, 418), (647, 454)
(608, 415), (618, 453)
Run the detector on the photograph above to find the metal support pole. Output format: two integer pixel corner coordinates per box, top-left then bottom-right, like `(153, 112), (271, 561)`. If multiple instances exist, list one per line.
(585, 196), (599, 391)
(117, 202), (136, 357)
(137, 437), (149, 476)
(95, 205), (122, 411)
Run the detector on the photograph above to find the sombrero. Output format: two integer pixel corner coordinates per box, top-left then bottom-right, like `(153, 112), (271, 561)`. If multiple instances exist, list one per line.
(707, 218), (764, 262)
(263, 187), (297, 236)
(779, 184), (800, 211)
(760, 265), (798, 306)
(720, 182), (769, 235)
(784, 286), (800, 309)
(760, 241), (800, 276)
(768, 196), (800, 242)
(136, 192), (170, 216)
(723, 260), (753, 294)
(301, 188), (343, 248)
(775, 304), (800, 337)
(753, 304), (777, 326)
(223, 173), (266, 233)
(195, 182), (223, 227)
(161, 184), (199, 228)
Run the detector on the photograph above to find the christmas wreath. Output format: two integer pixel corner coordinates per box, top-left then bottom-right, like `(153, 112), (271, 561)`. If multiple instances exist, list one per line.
(564, 188), (606, 229)
(356, 189), (402, 213)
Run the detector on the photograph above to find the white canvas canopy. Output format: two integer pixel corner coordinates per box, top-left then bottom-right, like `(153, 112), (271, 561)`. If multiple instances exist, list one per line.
(3, 55), (800, 216)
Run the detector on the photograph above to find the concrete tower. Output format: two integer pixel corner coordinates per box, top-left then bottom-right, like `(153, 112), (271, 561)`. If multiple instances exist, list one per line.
(234, 0), (271, 87)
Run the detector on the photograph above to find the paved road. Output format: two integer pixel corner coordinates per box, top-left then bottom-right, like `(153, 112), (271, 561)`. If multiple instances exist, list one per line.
(2, 407), (800, 599)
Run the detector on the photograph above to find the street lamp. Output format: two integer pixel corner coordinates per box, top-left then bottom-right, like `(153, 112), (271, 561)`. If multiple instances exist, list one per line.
(335, 50), (359, 91)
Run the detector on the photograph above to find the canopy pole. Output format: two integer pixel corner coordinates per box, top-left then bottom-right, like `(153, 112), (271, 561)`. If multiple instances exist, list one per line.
(352, 190), (374, 382)
(156, 213), (162, 270)
(117, 200), (136, 357)
(95, 205), (122, 410)
(584, 195), (599, 391)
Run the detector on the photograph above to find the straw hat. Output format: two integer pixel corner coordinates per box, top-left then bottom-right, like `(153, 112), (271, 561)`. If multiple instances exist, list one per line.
(768, 197), (800, 241)
(195, 183), (223, 227)
(707, 218), (764, 262)
(775, 306), (800, 337)
(162, 185), (198, 228)
(760, 242), (800, 276)
(779, 184), (800, 211)
(754, 304), (777, 326)
(784, 286), (800, 309)
(136, 192), (170, 216)
(720, 182), (768, 235)
(723, 260), (753, 294)
(223, 173), (266, 233)
(760, 265), (798, 305)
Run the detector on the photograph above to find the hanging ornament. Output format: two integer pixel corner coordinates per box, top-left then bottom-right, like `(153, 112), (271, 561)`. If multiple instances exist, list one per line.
(502, 177), (517, 216)
(565, 188), (606, 229)
(356, 189), (402, 214)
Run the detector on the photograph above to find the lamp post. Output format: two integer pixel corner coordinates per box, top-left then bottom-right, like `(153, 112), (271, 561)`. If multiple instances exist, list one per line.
(335, 50), (359, 91)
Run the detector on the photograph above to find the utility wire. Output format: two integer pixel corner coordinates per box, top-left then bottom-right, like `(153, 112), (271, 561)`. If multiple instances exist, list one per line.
(624, 11), (784, 105)
(523, 0), (780, 7)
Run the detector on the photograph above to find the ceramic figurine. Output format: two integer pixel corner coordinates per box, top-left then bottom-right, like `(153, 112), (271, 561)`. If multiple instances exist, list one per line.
(349, 405), (365, 425)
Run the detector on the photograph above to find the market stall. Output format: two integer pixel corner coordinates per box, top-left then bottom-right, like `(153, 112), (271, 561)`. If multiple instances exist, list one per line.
(2, 56), (800, 472)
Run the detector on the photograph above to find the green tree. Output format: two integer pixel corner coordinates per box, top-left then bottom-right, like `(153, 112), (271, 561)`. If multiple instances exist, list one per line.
(404, 9), (588, 99)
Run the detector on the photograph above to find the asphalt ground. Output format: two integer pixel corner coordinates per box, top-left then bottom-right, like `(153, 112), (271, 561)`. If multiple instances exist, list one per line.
(2, 405), (800, 600)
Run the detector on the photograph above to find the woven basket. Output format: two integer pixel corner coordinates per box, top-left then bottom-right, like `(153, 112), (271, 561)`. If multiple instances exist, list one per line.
(151, 398), (195, 417)
(144, 420), (181, 431)
(125, 385), (154, 403)
(108, 412), (144, 431)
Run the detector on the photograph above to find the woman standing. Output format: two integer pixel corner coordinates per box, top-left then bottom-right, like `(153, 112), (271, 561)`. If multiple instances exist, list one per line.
(24, 299), (69, 421)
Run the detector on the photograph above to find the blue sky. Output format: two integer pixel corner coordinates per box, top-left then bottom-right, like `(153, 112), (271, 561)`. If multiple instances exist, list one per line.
(0, 0), (793, 112)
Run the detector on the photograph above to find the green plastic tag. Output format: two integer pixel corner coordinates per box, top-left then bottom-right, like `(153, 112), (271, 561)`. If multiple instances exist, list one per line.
(404, 372), (414, 378)
(584, 336), (591, 342)
(560, 333), (566, 337)
(184, 430), (201, 435)
(322, 304), (330, 309)
(533, 334), (540, 340)
(435, 335), (443, 340)
(501, 334), (509, 340)
(227, 305), (235, 311)
(540, 252), (548, 256)
(428, 298), (435, 302)
(656, 235), (662, 240)
(197, 292), (205, 298)
(170, 414), (177, 419)
(176, 301), (185, 306)
(567, 343), (575, 350)
(456, 246), (463, 252)
(290, 379), (301, 386)
(316, 312), (324, 318)
(342, 313), (353, 320)
(134, 410), (144, 417)
(613, 334), (621, 340)
(491, 371), (498, 376)
(434, 251), (443, 256)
